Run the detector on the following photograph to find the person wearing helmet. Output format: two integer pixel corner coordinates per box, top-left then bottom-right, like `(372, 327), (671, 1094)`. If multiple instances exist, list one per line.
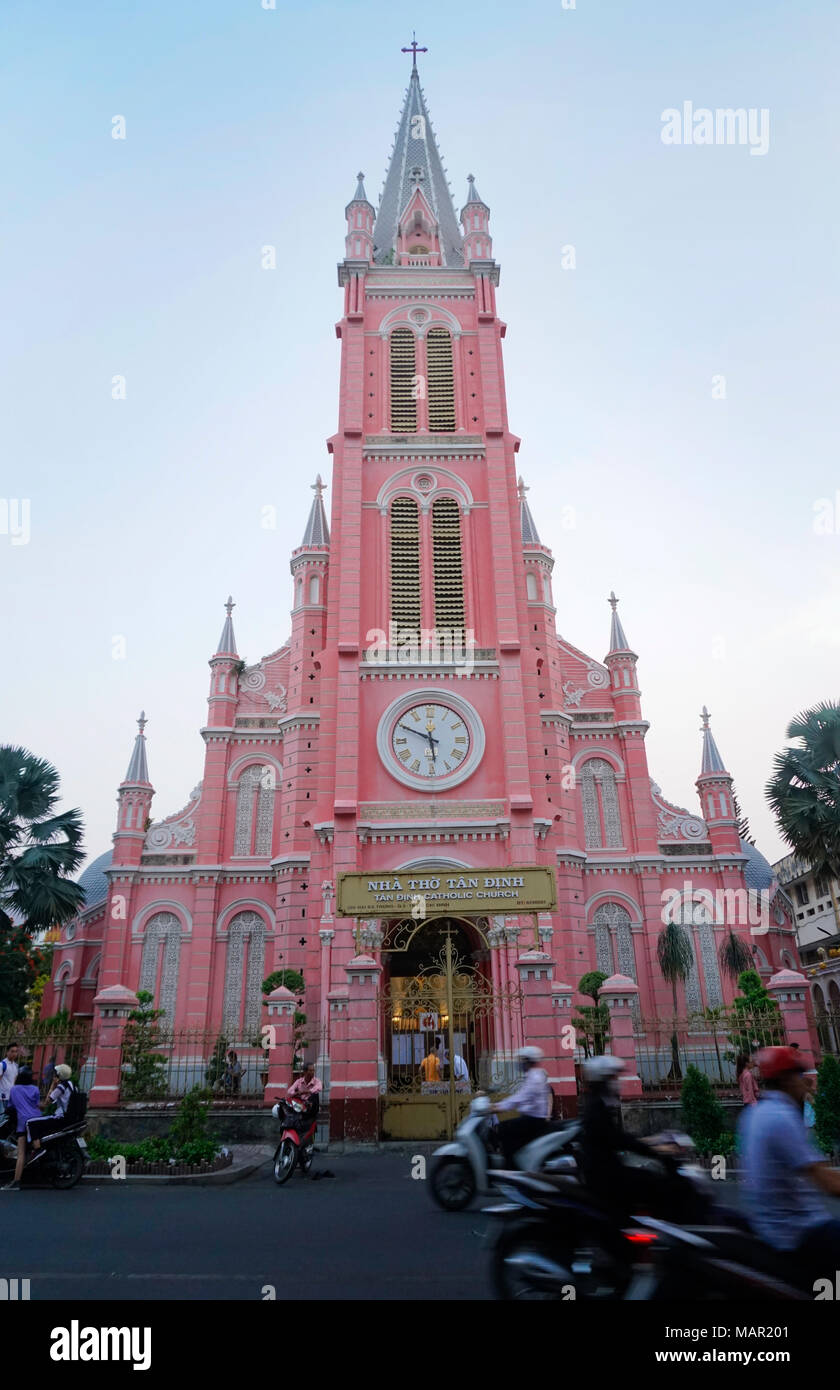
(490, 1046), (552, 1164)
(27, 1064), (77, 1149)
(576, 1055), (662, 1211)
(738, 1046), (840, 1275)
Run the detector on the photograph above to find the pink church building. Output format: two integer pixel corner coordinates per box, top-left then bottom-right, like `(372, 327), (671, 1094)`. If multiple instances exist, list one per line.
(46, 53), (799, 1140)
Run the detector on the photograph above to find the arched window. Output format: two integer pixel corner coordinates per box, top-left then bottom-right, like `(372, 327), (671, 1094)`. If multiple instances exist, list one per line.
(234, 766), (276, 857)
(670, 897), (723, 1014)
(223, 911), (267, 1039)
(592, 903), (640, 1022)
(309, 574), (320, 604)
(580, 759), (622, 849)
(390, 328), (417, 432)
(431, 496), (465, 636)
(390, 496), (421, 635)
(426, 328), (455, 431)
(54, 961), (74, 1015)
(139, 912), (182, 1023)
(526, 572), (538, 600)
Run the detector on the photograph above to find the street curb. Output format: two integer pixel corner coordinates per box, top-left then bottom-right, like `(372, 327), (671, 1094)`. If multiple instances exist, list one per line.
(81, 1150), (274, 1187)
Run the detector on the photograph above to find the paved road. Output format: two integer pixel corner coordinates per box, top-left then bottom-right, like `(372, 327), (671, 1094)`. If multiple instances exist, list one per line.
(1, 1153), (494, 1301)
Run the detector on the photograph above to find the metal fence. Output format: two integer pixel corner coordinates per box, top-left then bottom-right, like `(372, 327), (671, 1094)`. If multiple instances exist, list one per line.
(118, 1029), (270, 1103)
(815, 1008), (840, 1056)
(0, 1021), (97, 1095)
(635, 1009), (787, 1093)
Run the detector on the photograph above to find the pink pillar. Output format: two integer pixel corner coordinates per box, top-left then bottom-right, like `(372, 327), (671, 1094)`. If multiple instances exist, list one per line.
(550, 980), (578, 1113)
(328, 954), (381, 1144)
(90, 984), (139, 1108)
(317, 927), (334, 1079)
(767, 969), (819, 1066)
(263, 985), (296, 1107)
(599, 973), (643, 1098)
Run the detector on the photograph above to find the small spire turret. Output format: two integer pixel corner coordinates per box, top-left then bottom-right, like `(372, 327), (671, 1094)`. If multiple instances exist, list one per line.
(216, 596), (238, 657)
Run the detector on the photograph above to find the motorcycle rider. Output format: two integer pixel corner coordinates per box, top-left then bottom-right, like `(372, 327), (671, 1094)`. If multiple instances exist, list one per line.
(738, 1045), (840, 1277)
(285, 1062), (322, 1133)
(490, 1046), (552, 1164)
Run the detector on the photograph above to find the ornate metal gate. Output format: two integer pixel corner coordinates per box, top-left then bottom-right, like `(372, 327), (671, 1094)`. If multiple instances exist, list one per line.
(378, 917), (524, 1140)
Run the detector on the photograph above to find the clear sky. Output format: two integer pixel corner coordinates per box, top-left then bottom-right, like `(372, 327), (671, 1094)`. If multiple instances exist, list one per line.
(1, 0), (838, 869)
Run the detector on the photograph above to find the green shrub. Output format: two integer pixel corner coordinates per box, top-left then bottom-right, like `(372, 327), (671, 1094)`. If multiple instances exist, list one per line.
(86, 1088), (220, 1167)
(262, 969), (305, 997)
(814, 1053), (840, 1158)
(680, 1065), (731, 1154)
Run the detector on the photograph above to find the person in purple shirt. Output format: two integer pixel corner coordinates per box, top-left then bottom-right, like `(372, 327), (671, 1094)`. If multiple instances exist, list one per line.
(2, 1067), (43, 1191)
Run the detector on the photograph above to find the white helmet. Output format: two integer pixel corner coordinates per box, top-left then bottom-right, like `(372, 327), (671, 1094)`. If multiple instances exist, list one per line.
(582, 1055), (624, 1083)
(517, 1046), (544, 1062)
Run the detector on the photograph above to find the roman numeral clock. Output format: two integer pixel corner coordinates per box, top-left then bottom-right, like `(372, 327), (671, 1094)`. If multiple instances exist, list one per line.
(376, 690), (486, 791)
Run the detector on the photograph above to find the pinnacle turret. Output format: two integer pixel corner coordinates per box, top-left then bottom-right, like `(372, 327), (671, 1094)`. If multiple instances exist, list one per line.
(699, 706), (727, 774)
(607, 591), (633, 655)
(518, 477), (541, 544)
(216, 596), (238, 657)
(301, 476), (330, 548)
(123, 711), (150, 785)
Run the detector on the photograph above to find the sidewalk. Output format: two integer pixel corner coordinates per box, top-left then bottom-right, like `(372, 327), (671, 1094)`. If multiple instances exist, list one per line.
(82, 1144), (275, 1187)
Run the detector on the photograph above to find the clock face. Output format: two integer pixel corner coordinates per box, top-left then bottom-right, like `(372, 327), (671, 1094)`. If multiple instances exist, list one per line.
(390, 701), (472, 779)
(377, 691), (485, 791)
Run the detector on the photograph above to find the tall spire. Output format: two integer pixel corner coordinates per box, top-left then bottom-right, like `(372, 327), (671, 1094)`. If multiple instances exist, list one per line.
(216, 596), (238, 657)
(463, 173), (487, 208)
(607, 591), (632, 654)
(700, 705), (727, 774)
(124, 711), (150, 784)
(373, 46), (463, 267)
(351, 171), (369, 205)
(517, 476), (541, 544)
(301, 475), (330, 547)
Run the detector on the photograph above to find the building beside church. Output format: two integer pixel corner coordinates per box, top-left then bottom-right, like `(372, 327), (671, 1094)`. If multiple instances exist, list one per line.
(45, 52), (799, 1138)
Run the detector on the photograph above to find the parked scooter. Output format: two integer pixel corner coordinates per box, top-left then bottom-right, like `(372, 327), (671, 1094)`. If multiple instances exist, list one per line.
(271, 1098), (317, 1185)
(428, 1095), (580, 1211)
(0, 1111), (88, 1190)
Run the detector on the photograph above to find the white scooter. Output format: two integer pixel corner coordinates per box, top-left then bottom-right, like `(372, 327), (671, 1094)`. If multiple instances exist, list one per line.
(429, 1095), (580, 1211)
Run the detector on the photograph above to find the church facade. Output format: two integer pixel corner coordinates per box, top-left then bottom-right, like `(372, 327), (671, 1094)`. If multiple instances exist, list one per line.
(46, 55), (799, 1137)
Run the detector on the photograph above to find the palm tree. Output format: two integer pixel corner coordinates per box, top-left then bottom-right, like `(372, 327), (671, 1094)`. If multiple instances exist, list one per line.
(718, 929), (753, 986)
(767, 701), (840, 937)
(657, 921), (694, 1081)
(0, 746), (85, 933)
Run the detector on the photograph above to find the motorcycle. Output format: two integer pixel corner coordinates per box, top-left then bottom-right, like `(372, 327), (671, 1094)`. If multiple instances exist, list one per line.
(0, 1112), (88, 1190)
(271, 1098), (317, 1185)
(428, 1094), (580, 1211)
(484, 1137), (810, 1301)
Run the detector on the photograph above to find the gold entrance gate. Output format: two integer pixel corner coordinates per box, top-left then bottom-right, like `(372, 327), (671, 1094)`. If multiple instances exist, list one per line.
(378, 917), (524, 1141)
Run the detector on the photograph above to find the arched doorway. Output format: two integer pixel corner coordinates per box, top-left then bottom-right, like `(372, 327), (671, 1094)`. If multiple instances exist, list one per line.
(378, 914), (523, 1140)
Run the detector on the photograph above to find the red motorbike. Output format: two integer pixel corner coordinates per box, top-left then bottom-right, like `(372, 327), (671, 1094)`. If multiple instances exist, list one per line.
(271, 1098), (317, 1185)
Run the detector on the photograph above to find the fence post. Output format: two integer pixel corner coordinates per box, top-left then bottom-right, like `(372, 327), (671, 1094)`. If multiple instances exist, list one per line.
(263, 986), (296, 1107)
(328, 955), (381, 1144)
(767, 968), (819, 1065)
(550, 980), (579, 1114)
(515, 951), (574, 1112)
(90, 985), (139, 1108)
(599, 974), (643, 1097)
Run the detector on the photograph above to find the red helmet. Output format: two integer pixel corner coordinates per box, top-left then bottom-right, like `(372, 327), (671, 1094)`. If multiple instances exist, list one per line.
(756, 1046), (806, 1081)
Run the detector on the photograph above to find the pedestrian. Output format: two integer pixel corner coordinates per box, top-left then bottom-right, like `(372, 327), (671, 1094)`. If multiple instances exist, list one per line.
(224, 1050), (242, 1096)
(803, 1071), (818, 1131)
(2, 1067), (42, 1190)
(28, 1065), (76, 1150)
(0, 1043), (20, 1102)
(737, 1053), (759, 1106)
(41, 1055), (57, 1098)
(420, 1045), (441, 1083)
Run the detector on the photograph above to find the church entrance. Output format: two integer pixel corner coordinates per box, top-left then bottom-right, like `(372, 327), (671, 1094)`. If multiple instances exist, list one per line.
(378, 915), (523, 1140)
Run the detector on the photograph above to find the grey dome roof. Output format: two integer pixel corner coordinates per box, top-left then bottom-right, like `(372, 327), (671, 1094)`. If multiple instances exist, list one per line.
(77, 850), (113, 910)
(740, 839), (776, 893)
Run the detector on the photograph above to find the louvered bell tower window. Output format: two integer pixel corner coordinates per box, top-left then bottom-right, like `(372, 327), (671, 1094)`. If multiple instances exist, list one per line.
(431, 496), (465, 637)
(390, 328), (417, 432)
(390, 497), (421, 637)
(426, 328), (456, 431)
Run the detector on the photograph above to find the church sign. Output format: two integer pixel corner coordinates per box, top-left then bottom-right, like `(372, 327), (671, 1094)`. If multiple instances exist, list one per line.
(335, 867), (557, 917)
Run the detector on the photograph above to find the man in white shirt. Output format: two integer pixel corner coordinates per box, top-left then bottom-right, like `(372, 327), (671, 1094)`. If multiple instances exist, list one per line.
(0, 1044), (20, 1110)
(491, 1046), (552, 1163)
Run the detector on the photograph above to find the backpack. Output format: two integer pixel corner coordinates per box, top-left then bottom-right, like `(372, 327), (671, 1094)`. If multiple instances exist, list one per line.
(63, 1084), (87, 1125)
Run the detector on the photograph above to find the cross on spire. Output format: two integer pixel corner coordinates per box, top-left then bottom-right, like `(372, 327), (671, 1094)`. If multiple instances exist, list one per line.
(700, 705), (711, 730)
(137, 711), (147, 734)
(609, 590), (619, 611)
(401, 32), (428, 71)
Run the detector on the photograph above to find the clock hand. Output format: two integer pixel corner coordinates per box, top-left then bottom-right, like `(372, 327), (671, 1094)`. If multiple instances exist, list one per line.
(398, 722), (438, 746)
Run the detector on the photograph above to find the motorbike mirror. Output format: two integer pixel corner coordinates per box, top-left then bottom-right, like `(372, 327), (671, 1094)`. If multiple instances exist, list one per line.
(472, 1095), (491, 1114)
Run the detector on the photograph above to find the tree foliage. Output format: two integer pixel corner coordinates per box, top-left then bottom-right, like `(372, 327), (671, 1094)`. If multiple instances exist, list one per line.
(814, 1053), (840, 1158)
(0, 925), (52, 1021)
(680, 1064), (731, 1155)
(121, 989), (168, 1100)
(0, 746), (85, 933)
